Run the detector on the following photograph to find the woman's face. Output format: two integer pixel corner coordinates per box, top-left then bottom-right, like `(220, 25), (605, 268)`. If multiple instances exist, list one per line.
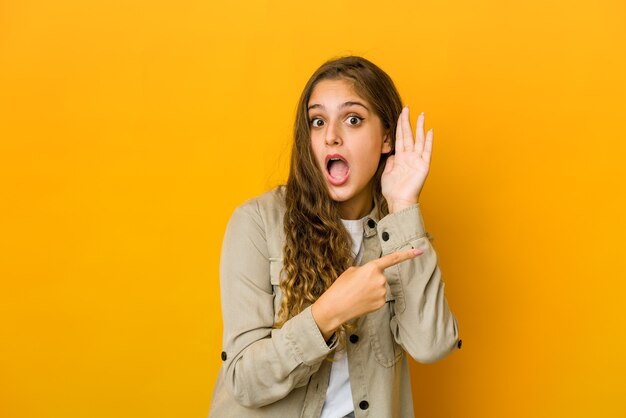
(308, 78), (391, 219)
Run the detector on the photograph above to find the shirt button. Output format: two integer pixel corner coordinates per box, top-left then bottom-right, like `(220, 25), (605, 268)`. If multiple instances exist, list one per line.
(367, 219), (376, 228)
(359, 400), (369, 410)
(349, 334), (359, 344)
(382, 231), (390, 241)
(221, 351), (227, 361)
(457, 339), (463, 349)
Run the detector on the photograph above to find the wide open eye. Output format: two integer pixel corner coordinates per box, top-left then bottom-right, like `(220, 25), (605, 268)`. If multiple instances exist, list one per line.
(311, 118), (324, 128)
(347, 115), (364, 126)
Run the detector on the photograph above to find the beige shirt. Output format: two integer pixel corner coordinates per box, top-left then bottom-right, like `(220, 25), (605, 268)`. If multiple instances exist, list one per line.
(209, 185), (461, 418)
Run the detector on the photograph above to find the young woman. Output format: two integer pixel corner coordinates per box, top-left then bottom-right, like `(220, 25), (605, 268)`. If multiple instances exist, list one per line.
(209, 55), (461, 418)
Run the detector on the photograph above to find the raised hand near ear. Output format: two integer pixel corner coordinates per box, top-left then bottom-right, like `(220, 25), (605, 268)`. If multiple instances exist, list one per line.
(381, 106), (433, 213)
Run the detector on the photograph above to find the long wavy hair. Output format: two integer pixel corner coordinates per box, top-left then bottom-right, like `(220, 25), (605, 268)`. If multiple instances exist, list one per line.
(274, 56), (404, 346)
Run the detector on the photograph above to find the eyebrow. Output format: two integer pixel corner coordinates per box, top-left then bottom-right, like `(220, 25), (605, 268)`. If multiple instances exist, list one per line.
(307, 101), (369, 112)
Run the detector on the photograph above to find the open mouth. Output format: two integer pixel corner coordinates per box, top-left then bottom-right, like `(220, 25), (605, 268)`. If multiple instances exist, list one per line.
(325, 154), (350, 186)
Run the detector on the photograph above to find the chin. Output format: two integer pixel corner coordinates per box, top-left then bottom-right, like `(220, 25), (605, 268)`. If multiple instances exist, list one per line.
(327, 187), (356, 203)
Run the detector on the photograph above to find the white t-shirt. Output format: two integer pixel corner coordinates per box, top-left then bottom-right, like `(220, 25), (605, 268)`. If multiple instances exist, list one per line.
(319, 216), (366, 418)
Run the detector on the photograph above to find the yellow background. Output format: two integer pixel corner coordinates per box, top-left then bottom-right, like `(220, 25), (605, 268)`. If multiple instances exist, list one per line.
(1, 1), (625, 417)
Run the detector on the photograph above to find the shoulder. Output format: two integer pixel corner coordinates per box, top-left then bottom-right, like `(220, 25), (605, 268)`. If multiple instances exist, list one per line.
(234, 185), (286, 219)
(226, 185), (287, 258)
(247, 184), (286, 211)
(228, 185), (286, 234)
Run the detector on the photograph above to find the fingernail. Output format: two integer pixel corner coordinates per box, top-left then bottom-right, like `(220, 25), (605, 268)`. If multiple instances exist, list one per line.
(421, 111), (425, 117)
(413, 249), (422, 256)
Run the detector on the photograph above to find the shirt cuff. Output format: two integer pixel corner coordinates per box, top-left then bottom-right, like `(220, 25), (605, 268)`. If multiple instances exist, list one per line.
(282, 305), (337, 366)
(376, 203), (427, 254)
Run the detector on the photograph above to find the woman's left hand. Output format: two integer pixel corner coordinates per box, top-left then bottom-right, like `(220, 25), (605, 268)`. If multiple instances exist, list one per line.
(381, 106), (433, 213)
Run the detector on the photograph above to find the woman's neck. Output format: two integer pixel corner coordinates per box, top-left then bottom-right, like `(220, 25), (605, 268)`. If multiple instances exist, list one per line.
(337, 187), (374, 220)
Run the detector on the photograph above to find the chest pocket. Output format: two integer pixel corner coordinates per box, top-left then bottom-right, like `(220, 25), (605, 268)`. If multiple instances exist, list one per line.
(368, 289), (403, 367)
(269, 257), (285, 323)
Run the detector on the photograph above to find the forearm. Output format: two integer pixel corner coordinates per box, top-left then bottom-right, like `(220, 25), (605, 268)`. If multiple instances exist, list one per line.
(391, 241), (459, 363)
(377, 203), (460, 363)
(223, 305), (336, 407)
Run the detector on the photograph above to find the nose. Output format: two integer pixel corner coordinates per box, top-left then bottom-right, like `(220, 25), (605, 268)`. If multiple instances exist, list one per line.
(324, 120), (342, 146)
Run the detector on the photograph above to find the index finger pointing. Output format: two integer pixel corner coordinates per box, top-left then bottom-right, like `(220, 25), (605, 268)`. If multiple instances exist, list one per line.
(372, 248), (423, 270)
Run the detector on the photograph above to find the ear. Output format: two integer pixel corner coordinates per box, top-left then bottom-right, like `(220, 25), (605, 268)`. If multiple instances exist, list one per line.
(381, 133), (392, 154)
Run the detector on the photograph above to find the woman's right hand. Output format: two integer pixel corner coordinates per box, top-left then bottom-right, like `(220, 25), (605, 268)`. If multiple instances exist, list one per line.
(311, 247), (423, 341)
